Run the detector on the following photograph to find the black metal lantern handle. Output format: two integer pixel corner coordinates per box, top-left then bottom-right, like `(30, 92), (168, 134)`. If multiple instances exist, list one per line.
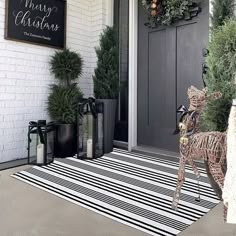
(28, 121), (45, 144)
(79, 97), (97, 119)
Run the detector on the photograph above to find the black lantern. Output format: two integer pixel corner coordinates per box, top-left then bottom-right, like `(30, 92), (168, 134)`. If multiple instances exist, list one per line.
(28, 120), (56, 166)
(77, 98), (104, 159)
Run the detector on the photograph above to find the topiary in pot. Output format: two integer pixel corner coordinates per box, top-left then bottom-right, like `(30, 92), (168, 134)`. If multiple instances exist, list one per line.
(93, 26), (119, 154)
(211, 0), (235, 29)
(202, 20), (236, 132)
(48, 49), (84, 158)
(195, 1), (236, 206)
(93, 26), (119, 99)
(50, 48), (83, 86)
(48, 84), (83, 124)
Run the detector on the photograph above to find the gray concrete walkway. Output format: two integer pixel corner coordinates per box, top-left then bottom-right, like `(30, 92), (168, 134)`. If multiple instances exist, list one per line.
(1, 166), (236, 236)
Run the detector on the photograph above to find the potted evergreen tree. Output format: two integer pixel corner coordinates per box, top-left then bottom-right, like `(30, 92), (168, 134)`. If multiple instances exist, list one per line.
(48, 49), (83, 157)
(202, 0), (236, 198)
(203, 22), (236, 132)
(93, 26), (119, 153)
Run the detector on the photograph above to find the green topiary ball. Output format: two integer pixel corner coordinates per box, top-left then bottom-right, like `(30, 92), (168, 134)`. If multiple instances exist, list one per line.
(50, 49), (83, 85)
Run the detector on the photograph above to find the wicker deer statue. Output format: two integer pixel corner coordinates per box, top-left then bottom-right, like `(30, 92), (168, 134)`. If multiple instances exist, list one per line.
(172, 86), (227, 214)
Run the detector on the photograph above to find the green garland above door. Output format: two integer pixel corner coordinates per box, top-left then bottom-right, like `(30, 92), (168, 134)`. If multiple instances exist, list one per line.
(142, 0), (201, 28)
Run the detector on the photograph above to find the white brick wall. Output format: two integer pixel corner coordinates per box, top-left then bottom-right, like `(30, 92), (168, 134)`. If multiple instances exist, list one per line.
(0, 0), (111, 162)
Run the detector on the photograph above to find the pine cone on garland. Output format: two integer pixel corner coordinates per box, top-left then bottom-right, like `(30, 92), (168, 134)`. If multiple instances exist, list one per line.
(150, 0), (162, 17)
(143, 0), (200, 27)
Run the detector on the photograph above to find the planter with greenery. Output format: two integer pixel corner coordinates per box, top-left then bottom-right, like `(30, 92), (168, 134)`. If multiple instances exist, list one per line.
(202, 0), (236, 198)
(203, 22), (236, 132)
(48, 49), (83, 158)
(211, 0), (235, 29)
(93, 26), (119, 153)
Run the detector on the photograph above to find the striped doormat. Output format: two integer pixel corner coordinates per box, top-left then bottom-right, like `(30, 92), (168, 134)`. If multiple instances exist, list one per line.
(12, 148), (220, 236)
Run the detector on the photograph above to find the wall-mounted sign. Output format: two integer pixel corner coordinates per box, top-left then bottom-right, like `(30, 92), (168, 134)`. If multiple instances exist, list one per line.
(5, 0), (66, 49)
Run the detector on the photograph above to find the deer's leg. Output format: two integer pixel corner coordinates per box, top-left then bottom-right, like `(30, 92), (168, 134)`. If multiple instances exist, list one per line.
(188, 158), (201, 201)
(172, 155), (186, 210)
(224, 205), (228, 223)
(208, 162), (227, 222)
(205, 161), (222, 199)
(208, 162), (225, 190)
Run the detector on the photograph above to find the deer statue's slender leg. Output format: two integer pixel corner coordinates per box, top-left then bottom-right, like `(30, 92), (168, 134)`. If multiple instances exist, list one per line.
(172, 154), (186, 210)
(224, 205), (228, 223)
(208, 161), (227, 221)
(187, 157), (201, 201)
(208, 162), (225, 190)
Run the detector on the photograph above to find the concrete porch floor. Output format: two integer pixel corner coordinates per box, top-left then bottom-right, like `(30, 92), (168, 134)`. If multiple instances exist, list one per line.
(1, 166), (236, 236)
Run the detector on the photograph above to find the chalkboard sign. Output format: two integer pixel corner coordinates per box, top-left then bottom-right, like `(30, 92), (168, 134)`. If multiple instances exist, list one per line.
(5, 0), (66, 49)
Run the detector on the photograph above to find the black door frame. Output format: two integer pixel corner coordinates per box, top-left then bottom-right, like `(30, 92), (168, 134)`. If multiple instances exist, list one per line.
(114, 0), (129, 143)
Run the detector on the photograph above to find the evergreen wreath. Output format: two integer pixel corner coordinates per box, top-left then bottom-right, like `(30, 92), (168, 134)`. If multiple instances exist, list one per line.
(142, 0), (201, 27)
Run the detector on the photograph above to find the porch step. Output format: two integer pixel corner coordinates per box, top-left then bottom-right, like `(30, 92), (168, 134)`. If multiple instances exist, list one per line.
(131, 146), (205, 169)
(132, 146), (179, 162)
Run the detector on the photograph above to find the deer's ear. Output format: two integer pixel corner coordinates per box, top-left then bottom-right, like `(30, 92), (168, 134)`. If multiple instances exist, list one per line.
(188, 86), (197, 97)
(188, 86), (197, 92)
(207, 92), (222, 101)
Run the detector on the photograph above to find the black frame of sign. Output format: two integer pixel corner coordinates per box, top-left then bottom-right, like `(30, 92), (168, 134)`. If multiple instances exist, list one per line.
(4, 0), (67, 49)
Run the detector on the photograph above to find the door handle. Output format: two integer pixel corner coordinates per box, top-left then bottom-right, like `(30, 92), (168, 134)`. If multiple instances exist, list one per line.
(202, 48), (209, 57)
(202, 63), (208, 75)
(202, 63), (208, 87)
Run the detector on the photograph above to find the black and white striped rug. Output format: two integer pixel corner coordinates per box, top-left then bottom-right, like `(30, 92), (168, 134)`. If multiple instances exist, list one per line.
(13, 148), (220, 236)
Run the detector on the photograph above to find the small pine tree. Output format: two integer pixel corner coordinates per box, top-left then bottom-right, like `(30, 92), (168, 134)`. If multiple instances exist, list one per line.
(202, 20), (236, 131)
(48, 84), (83, 124)
(48, 49), (83, 124)
(211, 0), (235, 28)
(93, 26), (119, 99)
(50, 49), (83, 86)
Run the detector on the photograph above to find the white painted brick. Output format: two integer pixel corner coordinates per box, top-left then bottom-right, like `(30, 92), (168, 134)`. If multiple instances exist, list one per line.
(0, 93), (15, 100)
(0, 0), (110, 163)
(3, 127), (24, 135)
(0, 122), (14, 129)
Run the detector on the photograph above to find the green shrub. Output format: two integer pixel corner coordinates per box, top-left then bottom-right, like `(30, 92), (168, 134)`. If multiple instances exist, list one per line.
(202, 20), (236, 131)
(211, 0), (235, 29)
(93, 26), (119, 99)
(48, 84), (83, 124)
(50, 49), (83, 86)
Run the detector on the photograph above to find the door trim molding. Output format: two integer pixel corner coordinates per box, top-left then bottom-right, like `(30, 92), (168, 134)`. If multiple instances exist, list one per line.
(128, 0), (212, 152)
(106, 0), (114, 26)
(128, 0), (138, 151)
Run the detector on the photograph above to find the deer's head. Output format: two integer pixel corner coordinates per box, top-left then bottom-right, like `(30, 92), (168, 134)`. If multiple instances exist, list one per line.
(177, 86), (222, 145)
(188, 86), (222, 112)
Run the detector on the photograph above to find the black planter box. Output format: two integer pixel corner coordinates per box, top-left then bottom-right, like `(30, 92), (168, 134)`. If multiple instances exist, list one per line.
(97, 99), (117, 154)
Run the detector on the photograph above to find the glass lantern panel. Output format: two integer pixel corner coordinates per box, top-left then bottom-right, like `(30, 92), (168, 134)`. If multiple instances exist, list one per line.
(81, 113), (94, 158)
(77, 100), (104, 159)
(78, 116), (84, 158)
(96, 111), (104, 158)
(28, 127), (55, 165)
(46, 130), (54, 163)
(78, 113), (95, 158)
(29, 132), (38, 164)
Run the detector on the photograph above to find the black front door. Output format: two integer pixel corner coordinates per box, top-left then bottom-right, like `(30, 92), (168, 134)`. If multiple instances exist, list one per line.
(138, 0), (209, 152)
